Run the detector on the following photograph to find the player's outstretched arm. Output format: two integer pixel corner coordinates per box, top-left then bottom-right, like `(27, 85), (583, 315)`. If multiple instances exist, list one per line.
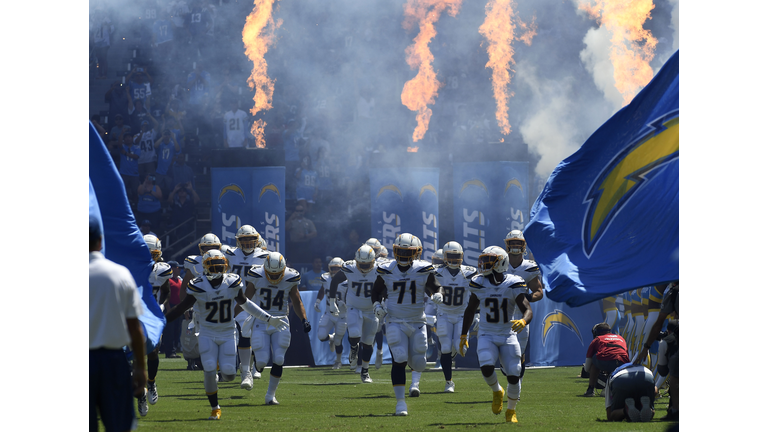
(164, 294), (196, 324)
(371, 275), (386, 304)
(179, 270), (193, 302)
(289, 286), (312, 333)
(528, 276), (544, 302)
(328, 270), (347, 298)
(461, 294), (480, 336)
(424, 272), (443, 297)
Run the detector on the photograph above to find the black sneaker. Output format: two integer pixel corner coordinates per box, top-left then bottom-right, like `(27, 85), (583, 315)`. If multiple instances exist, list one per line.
(581, 388), (595, 397)
(660, 410), (678, 421)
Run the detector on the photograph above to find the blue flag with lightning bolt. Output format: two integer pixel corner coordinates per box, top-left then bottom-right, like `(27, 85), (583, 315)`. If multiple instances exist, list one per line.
(525, 51), (679, 307)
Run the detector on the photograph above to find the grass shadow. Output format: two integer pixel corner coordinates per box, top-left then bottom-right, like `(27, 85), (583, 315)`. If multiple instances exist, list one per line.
(427, 422), (499, 427)
(334, 414), (397, 418)
(299, 382), (361, 386)
(443, 400), (488, 405)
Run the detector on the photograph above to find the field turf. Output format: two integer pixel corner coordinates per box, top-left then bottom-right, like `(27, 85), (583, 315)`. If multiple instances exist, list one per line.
(100, 359), (675, 431)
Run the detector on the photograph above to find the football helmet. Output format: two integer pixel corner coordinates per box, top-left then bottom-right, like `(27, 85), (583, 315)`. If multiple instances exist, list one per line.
(143, 234), (162, 262)
(236, 225), (261, 254)
(364, 238), (382, 257)
(329, 257), (344, 276)
(443, 241), (464, 269)
(413, 236), (423, 259)
(477, 246), (509, 276)
(257, 236), (268, 251)
(355, 245), (376, 273)
(393, 233), (420, 266)
(202, 250), (229, 281)
(199, 233), (221, 255)
(504, 230), (526, 256)
(432, 249), (444, 266)
(263, 252), (287, 284)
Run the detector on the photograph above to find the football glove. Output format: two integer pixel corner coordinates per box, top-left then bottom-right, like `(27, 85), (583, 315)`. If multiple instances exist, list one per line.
(431, 292), (443, 305)
(267, 315), (289, 331)
(328, 298), (340, 316)
(471, 313), (480, 332)
(459, 334), (469, 357)
(510, 319), (527, 333)
(373, 302), (387, 320)
(303, 319), (312, 333)
(314, 299), (322, 313)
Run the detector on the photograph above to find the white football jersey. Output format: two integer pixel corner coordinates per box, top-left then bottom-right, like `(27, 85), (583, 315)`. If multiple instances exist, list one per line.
(376, 259), (435, 321)
(186, 273), (243, 336)
(468, 273), (528, 336)
(183, 255), (204, 278)
(245, 266), (301, 317)
(433, 265), (477, 316)
(506, 259), (540, 319)
(224, 247), (269, 280)
(339, 260), (379, 311)
(321, 272), (348, 315)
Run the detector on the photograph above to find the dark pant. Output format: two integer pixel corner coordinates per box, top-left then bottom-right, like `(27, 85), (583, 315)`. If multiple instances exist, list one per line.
(90, 349), (135, 432)
(162, 312), (182, 355)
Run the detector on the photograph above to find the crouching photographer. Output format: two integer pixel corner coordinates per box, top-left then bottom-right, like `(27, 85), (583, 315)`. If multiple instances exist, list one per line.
(604, 363), (656, 422)
(582, 323), (630, 397)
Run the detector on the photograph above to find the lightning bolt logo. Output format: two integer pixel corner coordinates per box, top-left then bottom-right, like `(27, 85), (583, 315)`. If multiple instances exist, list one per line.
(582, 111), (679, 258)
(418, 184), (437, 201)
(376, 184), (403, 201)
(541, 310), (583, 346)
(503, 178), (523, 196)
(459, 179), (489, 197)
(258, 183), (281, 202)
(218, 184), (246, 203)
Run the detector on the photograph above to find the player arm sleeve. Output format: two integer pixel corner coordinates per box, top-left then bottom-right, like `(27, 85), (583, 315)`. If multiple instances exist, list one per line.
(425, 272), (442, 296)
(328, 270), (347, 297)
(289, 286), (308, 320)
(164, 294), (196, 324)
(461, 294), (480, 335)
(316, 286), (325, 301)
(371, 275), (386, 303)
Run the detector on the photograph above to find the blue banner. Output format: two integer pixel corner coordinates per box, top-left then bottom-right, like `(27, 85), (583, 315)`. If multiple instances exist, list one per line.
(528, 295), (603, 366)
(89, 121), (165, 353)
(211, 167), (285, 253)
(453, 162), (529, 266)
(524, 51), (679, 307)
(370, 167), (440, 260)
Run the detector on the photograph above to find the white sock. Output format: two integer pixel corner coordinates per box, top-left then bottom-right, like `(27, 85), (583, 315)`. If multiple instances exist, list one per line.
(238, 348), (251, 373)
(507, 381), (520, 409)
(266, 373), (280, 398)
(411, 371), (421, 386)
(394, 385), (406, 400)
(336, 352), (342, 362)
(362, 361), (370, 370)
(483, 372), (502, 392)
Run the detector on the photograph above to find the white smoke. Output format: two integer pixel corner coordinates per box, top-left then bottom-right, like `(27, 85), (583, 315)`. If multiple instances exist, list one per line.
(579, 25), (624, 111)
(669, 0), (679, 51)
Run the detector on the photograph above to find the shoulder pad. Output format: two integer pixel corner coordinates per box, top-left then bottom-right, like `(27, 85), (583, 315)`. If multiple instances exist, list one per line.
(510, 281), (528, 289)
(256, 250), (270, 258)
(417, 264), (435, 273)
(376, 265), (392, 275)
(285, 268), (301, 283)
(525, 265), (540, 273)
(184, 256), (200, 266)
(462, 266), (478, 277)
(341, 261), (355, 273)
(469, 279), (485, 289)
(188, 277), (206, 293)
(229, 275), (243, 288)
(224, 248), (236, 256)
(246, 266), (262, 278)
(157, 264), (173, 278)
(433, 270), (443, 278)
(321, 272), (330, 281)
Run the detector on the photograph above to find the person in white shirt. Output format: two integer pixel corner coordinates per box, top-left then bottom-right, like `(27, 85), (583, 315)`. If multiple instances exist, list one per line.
(223, 100), (250, 148)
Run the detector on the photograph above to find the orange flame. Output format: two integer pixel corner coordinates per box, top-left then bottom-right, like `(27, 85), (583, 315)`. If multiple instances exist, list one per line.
(401, 0), (464, 142)
(580, 0), (657, 106)
(242, 0), (283, 148)
(479, 0), (536, 135)
(407, 146), (419, 152)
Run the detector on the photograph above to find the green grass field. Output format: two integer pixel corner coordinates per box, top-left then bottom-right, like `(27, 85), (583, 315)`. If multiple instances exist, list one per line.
(107, 359), (675, 431)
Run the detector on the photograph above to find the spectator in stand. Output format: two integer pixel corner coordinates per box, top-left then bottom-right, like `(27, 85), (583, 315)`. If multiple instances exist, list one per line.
(307, 127), (330, 166)
(582, 323), (630, 397)
(119, 134), (141, 206)
(90, 8), (114, 79)
(169, 153), (195, 190)
(282, 118), (306, 200)
(105, 81), (132, 131)
(163, 113), (186, 147)
(161, 261), (183, 358)
(223, 99), (250, 148)
(216, 68), (240, 106)
(128, 99), (150, 135)
(137, 174), (164, 232)
(152, 9), (175, 65)
(109, 114), (132, 148)
(169, 0), (191, 46)
(186, 64), (213, 133)
(314, 146), (334, 206)
(155, 129), (182, 195)
(286, 203), (317, 263)
(168, 182), (199, 243)
(139, 220), (156, 237)
(299, 257), (325, 292)
(127, 66), (154, 112)
(295, 155), (318, 212)
(187, 0), (213, 58)
(135, 116), (160, 180)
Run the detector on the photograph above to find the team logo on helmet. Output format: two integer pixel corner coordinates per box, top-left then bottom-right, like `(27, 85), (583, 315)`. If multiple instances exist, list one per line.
(541, 310), (583, 346)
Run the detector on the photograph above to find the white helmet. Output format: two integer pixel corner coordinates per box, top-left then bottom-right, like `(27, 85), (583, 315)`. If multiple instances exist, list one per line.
(504, 230), (526, 256)
(143, 234), (162, 262)
(236, 225), (261, 254)
(443, 241), (464, 269)
(199, 233), (221, 255)
(393, 233), (420, 266)
(355, 245), (376, 273)
(202, 249), (229, 281)
(432, 249), (444, 266)
(263, 251), (287, 284)
(413, 236), (423, 259)
(328, 257), (344, 275)
(257, 236), (268, 251)
(478, 246), (509, 276)
(364, 238), (382, 257)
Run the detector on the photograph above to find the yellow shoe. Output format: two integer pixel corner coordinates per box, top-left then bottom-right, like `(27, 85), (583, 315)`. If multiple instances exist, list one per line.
(505, 409), (518, 423)
(492, 388), (505, 415)
(208, 408), (221, 420)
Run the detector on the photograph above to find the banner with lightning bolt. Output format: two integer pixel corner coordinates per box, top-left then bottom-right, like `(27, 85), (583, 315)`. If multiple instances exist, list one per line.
(525, 51), (678, 308)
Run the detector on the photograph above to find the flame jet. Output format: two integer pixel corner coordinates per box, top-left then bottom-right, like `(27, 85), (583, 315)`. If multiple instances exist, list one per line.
(479, 0), (536, 135)
(401, 0), (464, 143)
(579, 0), (657, 106)
(243, 0), (282, 148)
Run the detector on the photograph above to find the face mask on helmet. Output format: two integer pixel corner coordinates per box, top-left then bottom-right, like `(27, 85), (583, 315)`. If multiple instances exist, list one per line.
(257, 237), (267, 250)
(432, 249), (444, 266)
(477, 254), (500, 276)
(264, 252), (286, 284)
(199, 234), (221, 255)
(202, 251), (229, 280)
(329, 257), (344, 276)
(355, 246), (376, 273)
(237, 235), (259, 253)
(505, 239), (526, 255)
(444, 251), (463, 268)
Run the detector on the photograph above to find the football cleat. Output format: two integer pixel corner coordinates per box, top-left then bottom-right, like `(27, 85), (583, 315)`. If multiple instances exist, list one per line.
(138, 388), (148, 416)
(349, 344), (359, 369)
(395, 400), (408, 416)
(492, 388), (505, 415)
(639, 396), (654, 422)
(375, 353), (383, 370)
(266, 397), (280, 405)
(147, 381), (158, 405)
(332, 361), (342, 370)
(444, 381), (455, 393)
(409, 385), (420, 397)
(581, 388), (595, 397)
(625, 398), (640, 422)
(208, 408), (221, 420)
(505, 409), (518, 423)
(361, 371), (373, 383)
(240, 371), (253, 391)
(355, 365), (363, 374)
(252, 367), (261, 380)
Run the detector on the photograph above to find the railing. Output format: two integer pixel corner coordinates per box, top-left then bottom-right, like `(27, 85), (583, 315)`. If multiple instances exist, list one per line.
(163, 216), (197, 261)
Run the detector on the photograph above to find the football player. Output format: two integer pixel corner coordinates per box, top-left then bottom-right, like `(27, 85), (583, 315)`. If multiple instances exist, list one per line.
(459, 246), (532, 423)
(432, 241), (476, 393)
(313, 257), (349, 369)
(503, 230), (543, 391)
(226, 225), (270, 389)
(164, 250), (288, 420)
(244, 252), (311, 405)
(371, 233), (443, 416)
(642, 284), (666, 377)
(432, 248), (444, 266)
(365, 238), (390, 369)
(181, 234), (222, 298)
(327, 245), (379, 382)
